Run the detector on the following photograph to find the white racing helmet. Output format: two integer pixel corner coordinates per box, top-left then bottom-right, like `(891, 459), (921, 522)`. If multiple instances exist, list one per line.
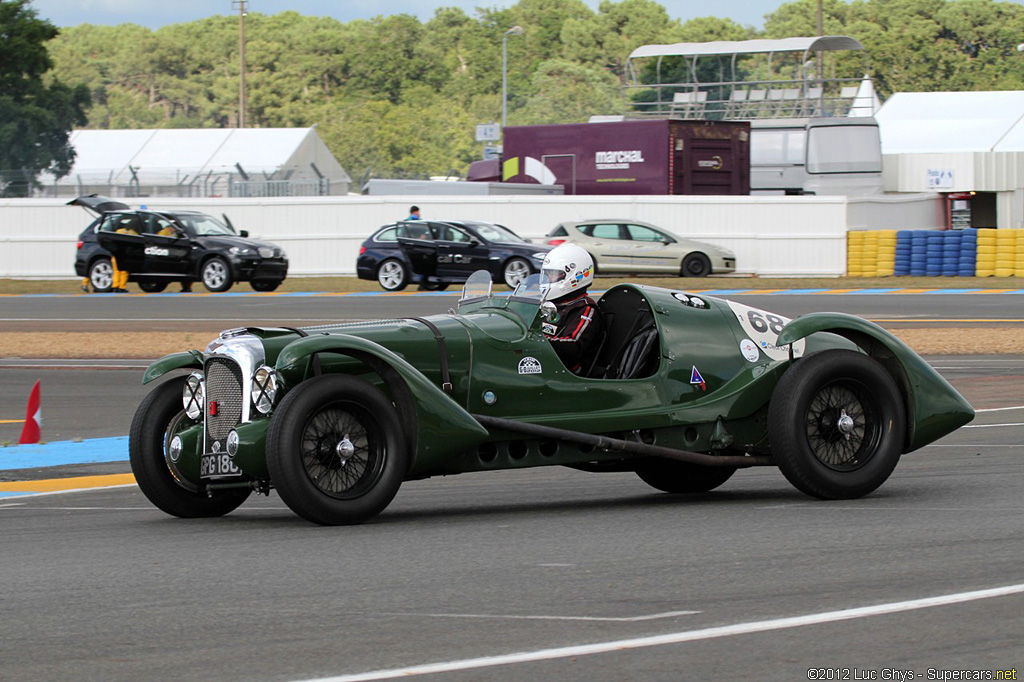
(540, 243), (594, 302)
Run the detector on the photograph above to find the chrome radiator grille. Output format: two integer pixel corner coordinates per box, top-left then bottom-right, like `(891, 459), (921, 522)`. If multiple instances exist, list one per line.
(205, 358), (244, 441)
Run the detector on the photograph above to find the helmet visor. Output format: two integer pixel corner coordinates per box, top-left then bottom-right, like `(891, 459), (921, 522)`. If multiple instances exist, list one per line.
(540, 268), (566, 286)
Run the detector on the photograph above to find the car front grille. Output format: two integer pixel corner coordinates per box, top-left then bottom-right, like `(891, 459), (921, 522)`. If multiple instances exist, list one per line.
(205, 357), (244, 442)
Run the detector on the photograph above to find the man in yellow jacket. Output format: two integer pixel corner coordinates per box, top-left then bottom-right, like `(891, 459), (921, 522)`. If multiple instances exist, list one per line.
(108, 222), (138, 292)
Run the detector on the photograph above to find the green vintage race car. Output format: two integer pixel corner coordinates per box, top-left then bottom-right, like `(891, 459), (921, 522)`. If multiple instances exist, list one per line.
(130, 271), (974, 525)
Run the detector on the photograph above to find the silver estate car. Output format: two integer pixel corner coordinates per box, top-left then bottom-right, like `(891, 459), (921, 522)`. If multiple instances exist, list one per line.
(545, 219), (736, 277)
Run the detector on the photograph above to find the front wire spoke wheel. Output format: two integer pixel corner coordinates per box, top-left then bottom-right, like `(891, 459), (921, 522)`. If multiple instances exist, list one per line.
(266, 374), (408, 525)
(301, 405), (379, 498)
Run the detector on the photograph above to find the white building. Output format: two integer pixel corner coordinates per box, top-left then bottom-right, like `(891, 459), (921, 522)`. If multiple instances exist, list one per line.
(38, 126), (351, 198)
(876, 91), (1024, 228)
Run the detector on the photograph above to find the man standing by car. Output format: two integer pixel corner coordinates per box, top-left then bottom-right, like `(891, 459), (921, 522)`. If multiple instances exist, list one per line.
(407, 206), (421, 220)
(540, 244), (603, 375)
(109, 216), (141, 292)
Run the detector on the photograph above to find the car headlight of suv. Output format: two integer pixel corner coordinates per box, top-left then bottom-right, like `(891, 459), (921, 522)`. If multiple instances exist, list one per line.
(183, 372), (204, 420)
(251, 365), (278, 414)
(230, 246), (254, 256)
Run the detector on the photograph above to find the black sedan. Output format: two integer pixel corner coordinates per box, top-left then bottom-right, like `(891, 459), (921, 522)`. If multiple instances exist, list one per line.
(71, 195), (288, 293)
(356, 219), (550, 291)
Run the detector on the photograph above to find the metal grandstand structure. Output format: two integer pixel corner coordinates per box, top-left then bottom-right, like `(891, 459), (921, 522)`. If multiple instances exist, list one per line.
(624, 35), (874, 120)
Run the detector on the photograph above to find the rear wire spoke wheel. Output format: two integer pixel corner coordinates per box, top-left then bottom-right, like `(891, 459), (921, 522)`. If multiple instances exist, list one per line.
(267, 375), (408, 525)
(804, 383), (877, 471)
(129, 376), (251, 518)
(768, 349), (905, 500)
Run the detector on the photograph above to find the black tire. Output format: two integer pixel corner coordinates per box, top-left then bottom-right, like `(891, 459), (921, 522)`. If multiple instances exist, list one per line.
(635, 459), (737, 493)
(251, 280), (282, 292)
(266, 374), (408, 525)
(768, 349), (906, 500)
(377, 258), (409, 291)
(201, 256), (234, 292)
(138, 281), (168, 293)
(129, 376), (251, 518)
(89, 257), (114, 293)
(681, 252), (712, 277)
(502, 257), (532, 288)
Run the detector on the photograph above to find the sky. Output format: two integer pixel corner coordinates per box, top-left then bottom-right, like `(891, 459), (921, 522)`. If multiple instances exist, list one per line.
(27, 0), (787, 30)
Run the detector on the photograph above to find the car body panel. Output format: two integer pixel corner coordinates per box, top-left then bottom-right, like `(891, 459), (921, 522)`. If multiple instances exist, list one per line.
(141, 274), (973, 498)
(547, 219), (736, 276)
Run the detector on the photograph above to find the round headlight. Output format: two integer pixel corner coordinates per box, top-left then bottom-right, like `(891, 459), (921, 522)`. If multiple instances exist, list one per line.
(251, 365), (278, 414)
(183, 372), (204, 420)
(168, 435), (183, 463)
(226, 430), (239, 457)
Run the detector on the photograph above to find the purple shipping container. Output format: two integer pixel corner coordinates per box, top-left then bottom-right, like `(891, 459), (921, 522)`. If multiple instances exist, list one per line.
(493, 119), (749, 195)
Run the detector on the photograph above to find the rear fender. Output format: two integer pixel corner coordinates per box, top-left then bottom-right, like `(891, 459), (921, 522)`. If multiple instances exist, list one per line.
(275, 334), (488, 475)
(777, 313), (974, 451)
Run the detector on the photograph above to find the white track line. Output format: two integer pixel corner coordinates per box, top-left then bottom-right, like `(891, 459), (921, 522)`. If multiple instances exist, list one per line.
(294, 584), (1024, 682)
(963, 422), (1024, 428)
(375, 610), (699, 623)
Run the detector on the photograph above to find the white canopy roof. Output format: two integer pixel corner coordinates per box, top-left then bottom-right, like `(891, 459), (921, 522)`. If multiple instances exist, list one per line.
(50, 127), (349, 187)
(627, 36), (865, 60)
(875, 91), (1024, 153)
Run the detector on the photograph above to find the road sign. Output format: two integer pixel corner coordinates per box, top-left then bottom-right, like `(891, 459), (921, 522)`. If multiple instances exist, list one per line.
(476, 124), (500, 142)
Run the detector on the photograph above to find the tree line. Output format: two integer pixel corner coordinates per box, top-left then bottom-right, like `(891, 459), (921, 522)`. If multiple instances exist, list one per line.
(7, 0), (1024, 195)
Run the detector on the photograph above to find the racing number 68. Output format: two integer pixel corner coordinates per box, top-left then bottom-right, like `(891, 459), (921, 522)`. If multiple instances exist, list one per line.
(747, 310), (786, 334)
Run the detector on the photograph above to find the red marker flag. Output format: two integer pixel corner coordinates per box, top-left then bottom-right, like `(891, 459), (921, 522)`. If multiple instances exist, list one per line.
(18, 380), (42, 444)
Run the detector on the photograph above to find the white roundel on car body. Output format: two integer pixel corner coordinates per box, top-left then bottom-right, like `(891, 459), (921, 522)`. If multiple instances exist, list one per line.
(726, 300), (806, 362)
(739, 338), (760, 362)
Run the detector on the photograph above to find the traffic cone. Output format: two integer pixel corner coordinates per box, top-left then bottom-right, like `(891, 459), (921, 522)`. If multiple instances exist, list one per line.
(18, 380), (41, 444)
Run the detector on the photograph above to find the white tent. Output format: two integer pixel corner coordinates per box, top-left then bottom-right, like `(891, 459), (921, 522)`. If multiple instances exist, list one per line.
(875, 91), (1024, 153)
(874, 90), (1024, 228)
(39, 127), (351, 197)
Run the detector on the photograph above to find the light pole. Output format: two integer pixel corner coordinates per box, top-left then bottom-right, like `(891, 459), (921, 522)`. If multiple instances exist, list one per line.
(502, 25), (524, 130)
(233, 0), (248, 128)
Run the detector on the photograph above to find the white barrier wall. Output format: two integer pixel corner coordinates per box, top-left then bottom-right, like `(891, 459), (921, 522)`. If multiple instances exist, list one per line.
(0, 195), (852, 278)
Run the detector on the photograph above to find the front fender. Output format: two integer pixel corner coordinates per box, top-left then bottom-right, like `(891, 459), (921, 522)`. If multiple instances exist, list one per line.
(777, 313), (974, 451)
(142, 350), (204, 384)
(275, 334), (489, 474)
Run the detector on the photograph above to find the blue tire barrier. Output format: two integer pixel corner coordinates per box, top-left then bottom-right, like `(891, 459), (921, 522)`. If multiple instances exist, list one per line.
(853, 228), (1017, 277)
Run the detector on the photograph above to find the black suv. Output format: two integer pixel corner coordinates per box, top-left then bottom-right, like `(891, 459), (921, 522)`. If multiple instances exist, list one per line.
(71, 195), (289, 293)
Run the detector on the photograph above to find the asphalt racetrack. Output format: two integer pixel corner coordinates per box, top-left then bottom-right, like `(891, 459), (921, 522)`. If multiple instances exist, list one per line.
(0, 290), (1022, 682)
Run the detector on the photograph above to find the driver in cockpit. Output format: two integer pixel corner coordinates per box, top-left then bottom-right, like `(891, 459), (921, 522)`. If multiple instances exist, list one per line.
(539, 244), (604, 375)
